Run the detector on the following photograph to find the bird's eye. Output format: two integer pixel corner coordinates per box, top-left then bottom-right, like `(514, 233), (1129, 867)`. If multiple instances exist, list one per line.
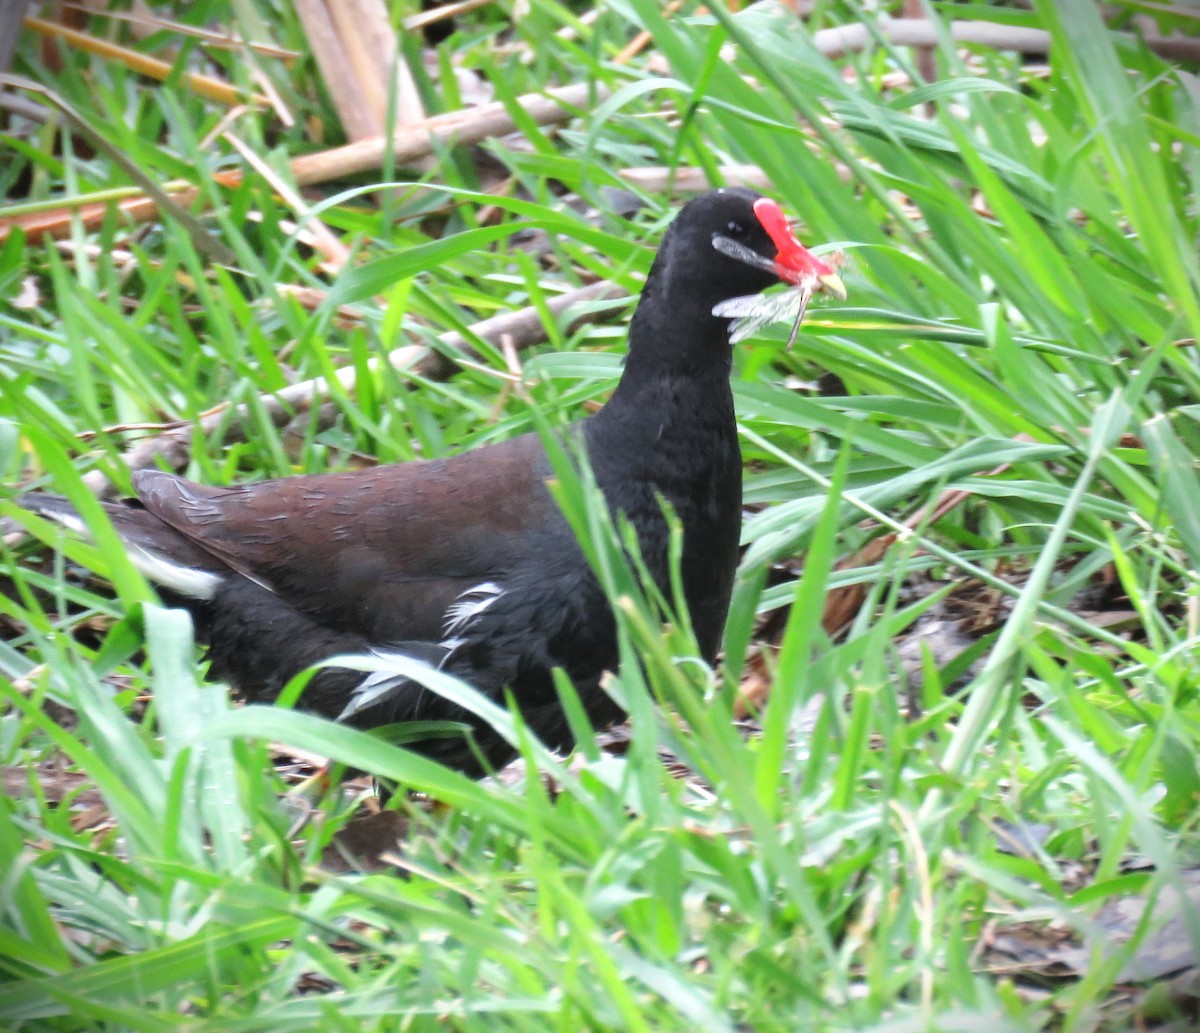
(726, 220), (746, 236)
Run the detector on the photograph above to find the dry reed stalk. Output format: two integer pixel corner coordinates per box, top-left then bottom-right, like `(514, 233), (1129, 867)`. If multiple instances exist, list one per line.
(327, 0), (426, 131)
(814, 18), (1200, 62)
(22, 14), (263, 105)
(69, 0), (302, 57)
(294, 0), (378, 141)
(287, 81), (602, 184)
(903, 0), (938, 88)
(403, 0), (495, 31)
(0, 82), (603, 244)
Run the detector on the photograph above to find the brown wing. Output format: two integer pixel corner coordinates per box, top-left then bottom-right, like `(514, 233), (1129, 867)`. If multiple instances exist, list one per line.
(132, 432), (559, 641)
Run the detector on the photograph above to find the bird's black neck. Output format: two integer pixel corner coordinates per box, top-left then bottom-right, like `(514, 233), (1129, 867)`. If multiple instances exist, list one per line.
(616, 249), (737, 380)
(586, 322), (737, 491)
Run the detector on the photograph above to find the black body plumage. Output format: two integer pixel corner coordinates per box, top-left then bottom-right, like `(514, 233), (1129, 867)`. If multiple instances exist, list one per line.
(20, 189), (809, 776)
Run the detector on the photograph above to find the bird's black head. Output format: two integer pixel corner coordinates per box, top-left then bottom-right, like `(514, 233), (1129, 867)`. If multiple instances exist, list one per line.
(623, 189), (833, 373)
(661, 187), (834, 305)
(665, 187), (782, 300)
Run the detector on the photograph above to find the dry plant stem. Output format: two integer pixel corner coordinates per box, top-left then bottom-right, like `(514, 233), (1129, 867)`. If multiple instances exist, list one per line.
(621, 165), (774, 193)
(615, 0), (687, 65)
(76, 280), (628, 498)
(287, 82), (603, 184)
(814, 18), (1200, 62)
(0, 91), (46, 121)
(328, 0), (425, 130)
(69, 0), (303, 57)
(0, 0), (24, 75)
(221, 131), (351, 271)
(294, 0), (378, 141)
(903, 0), (938, 90)
(22, 15), (262, 105)
(402, 0), (495, 31)
(248, 57), (295, 128)
(618, 159), (853, 193)
(0, 82), (604, 244)
(274, 284), (362, 323)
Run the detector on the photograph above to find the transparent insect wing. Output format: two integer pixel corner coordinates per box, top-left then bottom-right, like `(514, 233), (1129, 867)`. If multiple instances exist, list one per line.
(711, 234), (778, 275)
(730, 314), (772, 343)
(711, 293), (767, 318)
(714, 287), (811, 343)
(714, 294), (774, 342)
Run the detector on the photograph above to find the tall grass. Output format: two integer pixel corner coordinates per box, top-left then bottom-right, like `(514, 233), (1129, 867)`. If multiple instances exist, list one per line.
(2, 1), (1199, 1029)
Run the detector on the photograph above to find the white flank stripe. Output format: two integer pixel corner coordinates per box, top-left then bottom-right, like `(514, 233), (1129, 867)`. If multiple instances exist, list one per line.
(126, 544), (222, 600)
(38, 509), (221, 600)
(38, 510), (87, 536)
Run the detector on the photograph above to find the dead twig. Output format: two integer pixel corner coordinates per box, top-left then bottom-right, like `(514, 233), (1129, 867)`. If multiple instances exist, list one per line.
(813, 18), (1200, 63)
(0, 0), (24, 76)
(618, 159), (853, 195)
(294, 0), (378, 141)
(615, 0), (688, 65)
(402, 0), (496, 32)
(66, 1), (302, 57)
(327, 0), (425, 132)
(222, 130), (351, 272)
(903, 0), (938, 96)
(22, 15), (265, 106)
(0, 82), (606, 245)
(287, 81), (602, 185)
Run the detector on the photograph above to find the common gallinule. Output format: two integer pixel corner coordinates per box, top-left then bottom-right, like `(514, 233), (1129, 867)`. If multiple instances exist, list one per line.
(20, 189), (841, 775)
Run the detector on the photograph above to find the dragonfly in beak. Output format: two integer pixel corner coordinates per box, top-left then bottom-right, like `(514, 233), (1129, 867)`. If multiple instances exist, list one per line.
(711, 198), (846, 348)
